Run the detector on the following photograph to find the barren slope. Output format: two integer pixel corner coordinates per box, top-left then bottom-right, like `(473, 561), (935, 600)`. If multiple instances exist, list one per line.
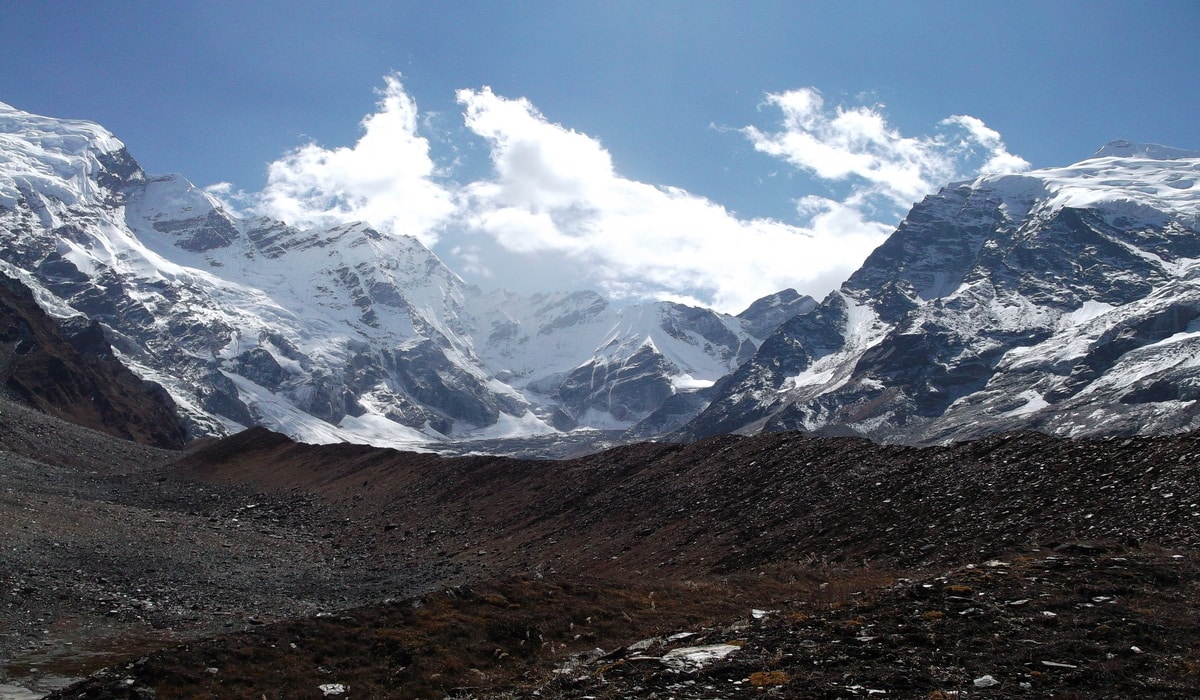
(1, 418), (1198, 697)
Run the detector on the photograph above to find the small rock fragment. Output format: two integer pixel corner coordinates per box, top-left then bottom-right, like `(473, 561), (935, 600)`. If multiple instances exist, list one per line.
(974, 674), (1000, 688)
(1040, 661), (1078, 669)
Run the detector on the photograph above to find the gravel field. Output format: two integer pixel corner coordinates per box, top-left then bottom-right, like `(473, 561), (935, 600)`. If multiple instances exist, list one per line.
(0, 399), (447, 696)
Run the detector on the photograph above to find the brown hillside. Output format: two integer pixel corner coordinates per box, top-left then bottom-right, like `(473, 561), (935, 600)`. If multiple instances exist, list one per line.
(0, 273), (186, 449)
(174, 427), (1200, 581)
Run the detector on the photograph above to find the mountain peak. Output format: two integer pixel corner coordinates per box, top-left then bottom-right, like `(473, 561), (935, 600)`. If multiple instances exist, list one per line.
(0, 102), (137, 208)
(687, 140), (1200, 445)
(0, 101), (126, 156)
(1092, 139), (1200, 160)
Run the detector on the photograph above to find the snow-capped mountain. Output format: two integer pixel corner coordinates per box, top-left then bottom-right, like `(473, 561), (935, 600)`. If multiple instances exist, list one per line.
(685, 141), (1200, 444)
(0, 102), (812, 450)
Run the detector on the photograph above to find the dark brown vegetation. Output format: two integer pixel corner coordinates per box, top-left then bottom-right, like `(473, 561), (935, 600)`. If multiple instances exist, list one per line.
(47, 546), (1200, 698)
(1, 395), (1199, 697)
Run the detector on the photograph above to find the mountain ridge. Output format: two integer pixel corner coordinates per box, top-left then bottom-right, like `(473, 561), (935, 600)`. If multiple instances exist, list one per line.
(5, 97), (1200, 453)
(684, 143), (1200, 443)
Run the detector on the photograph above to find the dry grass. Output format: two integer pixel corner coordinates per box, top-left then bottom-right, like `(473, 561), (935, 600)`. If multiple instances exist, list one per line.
(748, 670), (791, 687)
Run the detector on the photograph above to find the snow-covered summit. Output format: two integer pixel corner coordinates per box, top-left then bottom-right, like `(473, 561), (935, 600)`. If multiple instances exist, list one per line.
(0, 101), (138, 209)
(965, 142), (1200, 226)
(0, 101), (127, 155)
(688, 139), (1200, 445)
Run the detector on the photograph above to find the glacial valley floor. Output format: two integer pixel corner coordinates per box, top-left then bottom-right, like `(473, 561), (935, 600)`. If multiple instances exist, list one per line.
(2, 398), (1199, 698)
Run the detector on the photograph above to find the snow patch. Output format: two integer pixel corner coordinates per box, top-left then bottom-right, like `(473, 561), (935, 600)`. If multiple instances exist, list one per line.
(1058, 300), (1116, 330)
(672, 373), (715, 391)
(461, 410), (559, 440)
(336, 413), (434, 451)
(1003, 390), (1049, 417)
(780, 367), (837, 393)
(660, 644), (741, 671)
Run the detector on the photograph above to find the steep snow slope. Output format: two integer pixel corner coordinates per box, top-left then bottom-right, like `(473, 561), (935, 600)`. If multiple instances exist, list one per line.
(687, 141), (1200, 443)
(0, 102), (811, 450)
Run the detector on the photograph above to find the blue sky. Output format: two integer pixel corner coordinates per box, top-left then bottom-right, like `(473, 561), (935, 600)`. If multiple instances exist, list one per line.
(3, 1), (1198, 311)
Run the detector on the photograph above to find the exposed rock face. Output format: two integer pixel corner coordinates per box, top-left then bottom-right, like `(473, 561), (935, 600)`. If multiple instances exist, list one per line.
(0, 272), (185, 448)
(556, 341), (674, 429)
(687, 144), (1200, 443)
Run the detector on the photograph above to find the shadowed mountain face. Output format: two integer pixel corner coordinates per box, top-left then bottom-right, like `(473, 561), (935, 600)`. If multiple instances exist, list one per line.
(0, 273), (185, 448)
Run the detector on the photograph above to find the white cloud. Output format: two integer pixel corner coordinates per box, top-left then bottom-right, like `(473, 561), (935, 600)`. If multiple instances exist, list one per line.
(454, 87), (888, 313)
(940, 114), (1032, 174)
(744, 88), (1029, 217)
(245, 79), (1028, 314)
(253, 74), (455, 247)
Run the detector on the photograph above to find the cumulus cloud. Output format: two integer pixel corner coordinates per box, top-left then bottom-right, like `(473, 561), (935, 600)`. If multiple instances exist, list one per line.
(455, 87), (888, 313)
(247, 78), (1028, 314)
(254, 74), (455, 247)
(744, 88), (1029, 218)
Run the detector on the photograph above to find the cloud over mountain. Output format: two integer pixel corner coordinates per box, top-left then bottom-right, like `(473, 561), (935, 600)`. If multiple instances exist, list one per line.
(743, 87), (1029, 215)
(247, 76), (1028, 313)
(253, 76), (456, 248)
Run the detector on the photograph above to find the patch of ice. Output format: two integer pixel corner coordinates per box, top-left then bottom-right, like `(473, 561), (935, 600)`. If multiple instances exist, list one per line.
(672, 373), (715, 391)
(779, 367), (836, 393)
(458, 410), (558, 440)
(1057, 300), (1116, 330)
(336, 413), (436, 451)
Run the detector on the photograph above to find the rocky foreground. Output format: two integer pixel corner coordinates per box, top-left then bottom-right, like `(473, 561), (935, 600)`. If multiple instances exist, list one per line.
(1, 397), (1199, 697)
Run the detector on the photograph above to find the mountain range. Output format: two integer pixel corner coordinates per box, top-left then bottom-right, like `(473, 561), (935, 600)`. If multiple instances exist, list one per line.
(2, 101), (1199, 453)
(3, 101), (1200, 699)
(0, 101), (813, 454)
